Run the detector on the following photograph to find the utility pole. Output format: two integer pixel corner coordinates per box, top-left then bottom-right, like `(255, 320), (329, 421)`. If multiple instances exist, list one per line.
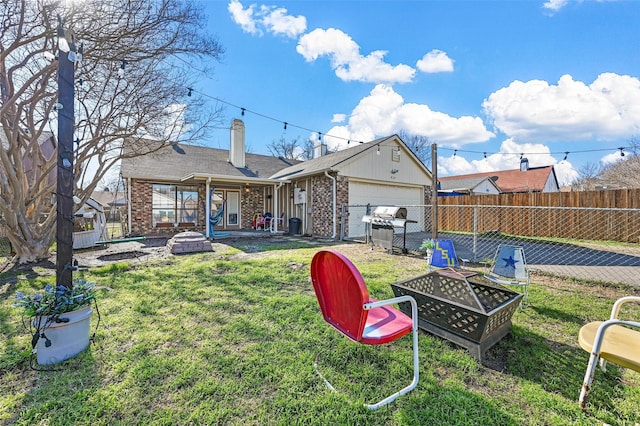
(431, 143), (438, 240)
(56, 20), (76, 289)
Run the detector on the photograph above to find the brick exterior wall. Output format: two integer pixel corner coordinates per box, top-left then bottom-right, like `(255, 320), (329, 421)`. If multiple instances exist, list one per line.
(337, 175), (349, 237)
(129, 179), (207, 236)
(309, 173), (348, 238)
(241, 189), (264, 229)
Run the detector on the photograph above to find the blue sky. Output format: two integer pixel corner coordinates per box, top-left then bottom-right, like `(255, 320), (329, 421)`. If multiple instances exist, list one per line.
(193, 0), (640, 185)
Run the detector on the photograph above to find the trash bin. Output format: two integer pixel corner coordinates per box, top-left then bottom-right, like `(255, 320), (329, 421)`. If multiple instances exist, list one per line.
(289, 217), (302, 235)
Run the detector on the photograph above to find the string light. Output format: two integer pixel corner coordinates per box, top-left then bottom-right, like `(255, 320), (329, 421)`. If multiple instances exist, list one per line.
(377, 145), (380, 155)
(563, 152), (569, 161)
(118, 59), (127, 78)
(439, 146), (633, 161)
(187, 87), (192, 97)
(181, 87), (634, 160)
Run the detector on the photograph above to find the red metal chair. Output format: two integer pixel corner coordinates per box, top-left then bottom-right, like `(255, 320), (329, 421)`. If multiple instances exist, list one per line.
(310, 249), (419, 410)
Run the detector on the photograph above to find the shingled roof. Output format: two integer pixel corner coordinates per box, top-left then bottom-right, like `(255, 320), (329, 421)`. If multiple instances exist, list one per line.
(121, 140), (300, 182)
(270, 135), (400, 180)
(439, 176), (501, 193)
(439, 165), (558, 193)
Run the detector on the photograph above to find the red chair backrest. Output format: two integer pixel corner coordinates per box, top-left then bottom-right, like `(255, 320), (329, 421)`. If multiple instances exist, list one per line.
(311, 250), (370, 342)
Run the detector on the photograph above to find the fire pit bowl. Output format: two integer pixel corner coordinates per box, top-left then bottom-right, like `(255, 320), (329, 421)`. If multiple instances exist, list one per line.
(390, 268), (523, 362)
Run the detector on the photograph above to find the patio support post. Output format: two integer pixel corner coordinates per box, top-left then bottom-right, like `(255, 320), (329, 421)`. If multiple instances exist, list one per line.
(205, 178), (211, 238)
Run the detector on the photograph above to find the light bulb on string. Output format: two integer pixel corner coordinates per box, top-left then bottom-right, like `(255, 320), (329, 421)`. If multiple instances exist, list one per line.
(283, 122), (287, 130)
(453, 149), (457, 158)
(563, 152), (569, 162)
(241, 108), (245, 116)
(619, 147), (625, 157)
(377, 145), (380, 155)
(57, 18), (70, 53)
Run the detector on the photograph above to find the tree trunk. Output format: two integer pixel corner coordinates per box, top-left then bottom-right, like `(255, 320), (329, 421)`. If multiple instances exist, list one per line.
(3, 204), (56, 264)
(7, 230), (53, 264)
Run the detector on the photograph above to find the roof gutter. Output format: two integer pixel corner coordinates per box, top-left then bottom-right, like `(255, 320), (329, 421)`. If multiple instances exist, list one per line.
(324, 170), (337, 239)
(180, 173), (290, 184)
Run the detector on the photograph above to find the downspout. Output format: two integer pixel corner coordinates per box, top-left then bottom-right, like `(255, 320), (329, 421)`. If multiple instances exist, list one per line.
(205, 177), (211, 238)
(127, 177), (132, 236)
(324, 170), (337, 239)
(272, 181), (284, 233)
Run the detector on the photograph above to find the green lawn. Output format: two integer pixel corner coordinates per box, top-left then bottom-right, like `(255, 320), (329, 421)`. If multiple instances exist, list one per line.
(1, 241), (639, 425)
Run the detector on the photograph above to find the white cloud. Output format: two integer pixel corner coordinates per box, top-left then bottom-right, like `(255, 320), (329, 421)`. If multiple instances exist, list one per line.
(228, 0), (306, 39)
(600, 151), (625, 165)
(323, 84), (493, 151)
(416, 49), (454, 73)
(331, 113), (346, 123)
(438, 138), (579, 186)
(260, 5), (307, 38)
(296, 28), (415, 84)
(228, 0), (260, 35)
(543, 0), (569, 12)
(483, 73), (640, 142)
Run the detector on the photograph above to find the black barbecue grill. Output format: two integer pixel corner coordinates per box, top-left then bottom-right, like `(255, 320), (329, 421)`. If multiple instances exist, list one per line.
(362, 206), (417, 253)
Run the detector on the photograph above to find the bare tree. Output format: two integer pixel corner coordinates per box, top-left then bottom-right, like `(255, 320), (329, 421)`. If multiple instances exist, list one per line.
(267, 135), (327, 161)
(267, 135), (303, 160)
(571, 136), (640, 190)
(398, 130), (431, 166)
(1, 0), (224, 263)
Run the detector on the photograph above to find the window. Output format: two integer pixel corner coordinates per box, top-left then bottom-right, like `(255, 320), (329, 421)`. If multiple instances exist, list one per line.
(152, 184), (198, 226)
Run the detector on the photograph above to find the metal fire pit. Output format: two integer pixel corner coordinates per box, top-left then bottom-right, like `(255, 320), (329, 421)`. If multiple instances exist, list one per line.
(390, 268), (523, 362)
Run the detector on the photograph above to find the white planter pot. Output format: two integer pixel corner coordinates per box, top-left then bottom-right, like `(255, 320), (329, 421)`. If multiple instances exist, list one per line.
(34, 306), (93, 365)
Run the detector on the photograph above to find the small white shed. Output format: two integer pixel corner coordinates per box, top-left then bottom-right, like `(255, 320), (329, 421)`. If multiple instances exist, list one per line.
(73, 198), (108, 249)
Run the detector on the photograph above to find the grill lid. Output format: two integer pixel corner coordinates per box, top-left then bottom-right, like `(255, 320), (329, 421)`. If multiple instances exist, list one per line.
(372, 206), (407, 219)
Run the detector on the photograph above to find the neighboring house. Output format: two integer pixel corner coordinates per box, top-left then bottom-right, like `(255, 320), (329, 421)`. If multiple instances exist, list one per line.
(438, 176), (501, 196)
(439, 159), (560, 194)
(120, 119), (434, 239)
(91, 190), (126, 221)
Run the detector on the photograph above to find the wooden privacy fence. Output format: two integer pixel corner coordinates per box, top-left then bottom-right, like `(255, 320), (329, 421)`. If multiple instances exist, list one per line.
(438, 189), (640, 243)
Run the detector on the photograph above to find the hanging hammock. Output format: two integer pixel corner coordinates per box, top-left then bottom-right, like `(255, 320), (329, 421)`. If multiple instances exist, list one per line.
(209, 189), (228, 237)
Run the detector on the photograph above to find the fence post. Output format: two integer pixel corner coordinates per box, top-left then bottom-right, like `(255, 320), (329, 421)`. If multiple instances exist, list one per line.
(431, 143), (438, 239)
(473, 205), (478, 260)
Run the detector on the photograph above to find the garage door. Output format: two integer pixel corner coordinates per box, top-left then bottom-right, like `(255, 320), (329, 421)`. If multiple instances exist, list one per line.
(348, 182), (424, 238)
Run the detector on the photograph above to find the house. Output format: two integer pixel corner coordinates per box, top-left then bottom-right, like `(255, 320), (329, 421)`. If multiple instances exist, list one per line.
(439, 158), (559, 194)
(120, 119), (434, 239)
(438, 176), (501, 196)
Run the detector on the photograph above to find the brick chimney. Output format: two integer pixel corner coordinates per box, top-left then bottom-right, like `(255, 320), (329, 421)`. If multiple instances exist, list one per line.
(230, 119), (245, 167)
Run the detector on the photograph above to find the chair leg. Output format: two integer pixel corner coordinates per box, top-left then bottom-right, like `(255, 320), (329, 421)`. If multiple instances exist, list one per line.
(314, 327), (420, 410)
(579, 351), (601, 409)
(365, 327), (420, 410)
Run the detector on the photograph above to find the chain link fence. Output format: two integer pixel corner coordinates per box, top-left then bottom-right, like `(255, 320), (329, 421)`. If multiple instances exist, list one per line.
(341, 203), (640, 287)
